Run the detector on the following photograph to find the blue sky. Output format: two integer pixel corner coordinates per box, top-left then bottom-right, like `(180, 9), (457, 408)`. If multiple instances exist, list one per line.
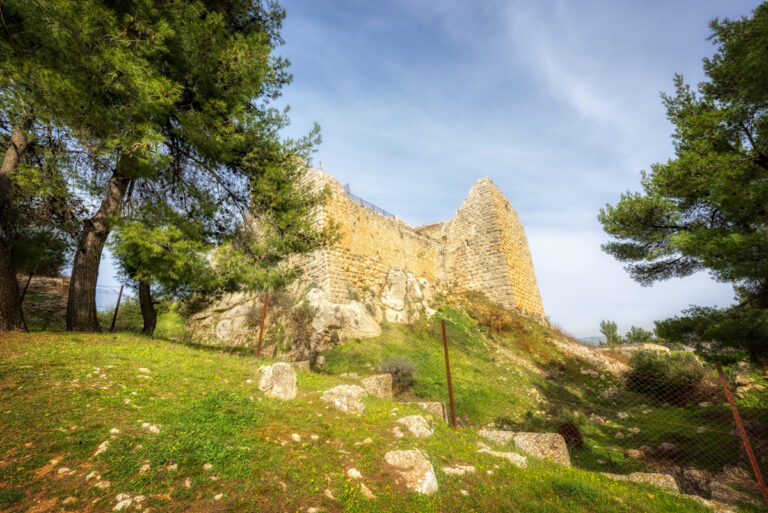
(99, 0), (761, 337)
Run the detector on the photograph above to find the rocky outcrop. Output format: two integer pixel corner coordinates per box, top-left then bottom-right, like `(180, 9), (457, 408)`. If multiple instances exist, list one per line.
(380, 269), (434, 323)
(320, 385), (366, 414)
(306, 288), (381, 340)
(258, 363), (297, 400)
(360, 374), (393, 399)
(551, 337), (629, 375)
(383, 450), (438, 495)
(186, 268), (438, 356)
(513, 433), (571, 466)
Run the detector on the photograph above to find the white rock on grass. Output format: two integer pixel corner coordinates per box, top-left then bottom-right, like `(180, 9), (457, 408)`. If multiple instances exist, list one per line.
(396, 415), (433, 438)
(258, 363), (298, 400)
(320, 385), (366, 414)
(141, 423), (160, 434)
(442, 464), (476, 476)
(513, 433), (571, 467)
(113, 494), (132, 511)
(93, 440), (110, 457)
(347, 468), (362, 479)
(384, 449), (438, 495)
(360, 483), (377, 499)
(477, 447), (528, 469)
(291, 433), (301, 442)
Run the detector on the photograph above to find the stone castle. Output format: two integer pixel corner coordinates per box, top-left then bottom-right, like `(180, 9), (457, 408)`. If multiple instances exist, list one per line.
(190, 168), (546, 351)
(300, 168), (546, 322)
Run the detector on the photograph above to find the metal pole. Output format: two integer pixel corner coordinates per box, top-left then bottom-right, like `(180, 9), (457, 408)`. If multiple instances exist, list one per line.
(441, 319), (457, 431)
(256, 292), (269, 357)
(109, 284), (124, 333)
(20, 272), (33, 303)
(716, 362), (768, 505)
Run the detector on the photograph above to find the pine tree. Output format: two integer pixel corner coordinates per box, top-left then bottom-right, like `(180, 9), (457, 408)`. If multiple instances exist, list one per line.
(599, 3), (768, 363)
(1, 0), (324, 332)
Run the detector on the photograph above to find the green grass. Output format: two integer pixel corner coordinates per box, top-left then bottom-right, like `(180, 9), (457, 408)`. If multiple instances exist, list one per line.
(0, 331), (714, 513)
(318, 297), (767, 482)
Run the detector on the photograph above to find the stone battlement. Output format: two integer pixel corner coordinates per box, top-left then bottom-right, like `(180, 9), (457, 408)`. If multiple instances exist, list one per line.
(300, 168), (546, 321)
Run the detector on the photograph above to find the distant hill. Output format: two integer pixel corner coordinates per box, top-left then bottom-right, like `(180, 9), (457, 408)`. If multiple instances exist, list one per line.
(579, 336), (605, 346)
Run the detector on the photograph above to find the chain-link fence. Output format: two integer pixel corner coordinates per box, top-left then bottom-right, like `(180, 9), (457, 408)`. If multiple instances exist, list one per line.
(284, 294), (768, 509)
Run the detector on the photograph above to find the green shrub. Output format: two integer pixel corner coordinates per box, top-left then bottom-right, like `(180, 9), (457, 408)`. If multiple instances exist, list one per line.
(378, 358), (415, 395)
(625, 351), (706, 405)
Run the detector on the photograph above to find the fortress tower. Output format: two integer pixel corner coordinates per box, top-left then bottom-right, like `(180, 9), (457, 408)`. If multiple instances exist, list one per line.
(300, 169), (546, 322)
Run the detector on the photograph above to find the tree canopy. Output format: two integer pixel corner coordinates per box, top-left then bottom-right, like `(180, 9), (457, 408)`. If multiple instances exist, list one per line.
(598, 3), (768, 363)
(0, 0), (326, 332)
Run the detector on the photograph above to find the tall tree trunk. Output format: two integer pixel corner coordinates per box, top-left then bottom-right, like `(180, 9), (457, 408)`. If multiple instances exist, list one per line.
(138, 280), (156, 336)
(0, 244), (25, 331)
(66, 168), (131, 331)
(0, 116), (33, 332)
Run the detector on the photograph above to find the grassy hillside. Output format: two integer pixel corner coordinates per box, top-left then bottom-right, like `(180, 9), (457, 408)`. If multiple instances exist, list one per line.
(321, 293), (763, 479)
(0, 329), (716, 513)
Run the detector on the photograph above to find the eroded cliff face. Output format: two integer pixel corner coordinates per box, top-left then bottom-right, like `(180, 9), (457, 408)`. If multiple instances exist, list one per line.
(188, 168), (547, 353)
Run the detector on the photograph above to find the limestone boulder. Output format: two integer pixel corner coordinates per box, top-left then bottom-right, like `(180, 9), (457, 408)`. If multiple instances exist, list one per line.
(675, 468), (713, 498)
(307, 288), (382, 339)
(513, 433), (571, 466)
(258, 363), (297, 400)
(383, 450), (438, 495)
(710, 481), (762, 508)
(360, 374), (393, 399)
(396, 415), (433, 438)
(478, 429), (515, 446)
(320, 385), (366, 414)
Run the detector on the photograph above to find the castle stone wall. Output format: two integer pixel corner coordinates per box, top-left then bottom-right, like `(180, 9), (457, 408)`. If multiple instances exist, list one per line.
(300, 168), (546, 321)
(301, 170), (444, 303)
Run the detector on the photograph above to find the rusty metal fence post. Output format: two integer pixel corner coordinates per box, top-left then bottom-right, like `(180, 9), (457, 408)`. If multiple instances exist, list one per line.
(441, 319), (457, 431)
(716, 362), (768, 506)
(109, 284), (124, 333)
(256, 292), (269, 358)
